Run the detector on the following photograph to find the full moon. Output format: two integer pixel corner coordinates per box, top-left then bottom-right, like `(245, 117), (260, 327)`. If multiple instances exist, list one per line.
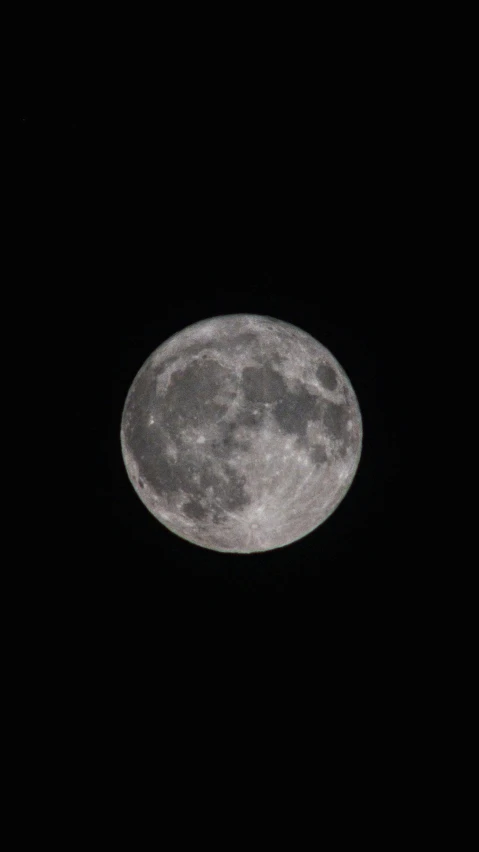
(120, 315), (362, 553)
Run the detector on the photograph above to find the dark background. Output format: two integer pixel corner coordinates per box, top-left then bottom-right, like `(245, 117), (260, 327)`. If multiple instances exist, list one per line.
(13, 16), (463, 837)
(16, 56), (424, 776)
(18, 89), (409, 609)
(13, 26), (457, 838)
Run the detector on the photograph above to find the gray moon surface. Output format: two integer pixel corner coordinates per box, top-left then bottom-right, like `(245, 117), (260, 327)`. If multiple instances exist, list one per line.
(120, 314), (362, 553)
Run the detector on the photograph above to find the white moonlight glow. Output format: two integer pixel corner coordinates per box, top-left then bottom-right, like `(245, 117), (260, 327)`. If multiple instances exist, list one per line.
(120, 314), (362, 553)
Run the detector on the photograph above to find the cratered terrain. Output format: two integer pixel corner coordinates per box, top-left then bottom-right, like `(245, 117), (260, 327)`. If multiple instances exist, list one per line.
(120, 314), (362, 552)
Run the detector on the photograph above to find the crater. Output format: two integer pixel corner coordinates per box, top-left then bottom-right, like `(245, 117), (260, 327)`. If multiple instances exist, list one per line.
(316, 362), (338, 391)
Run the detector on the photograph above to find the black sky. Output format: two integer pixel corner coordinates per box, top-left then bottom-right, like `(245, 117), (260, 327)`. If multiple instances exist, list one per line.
(17, 72), (416, 682)
(13, 18), (459, 832)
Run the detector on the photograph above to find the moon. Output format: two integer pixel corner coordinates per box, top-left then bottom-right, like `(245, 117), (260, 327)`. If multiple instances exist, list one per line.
(120, 314), (362, 553)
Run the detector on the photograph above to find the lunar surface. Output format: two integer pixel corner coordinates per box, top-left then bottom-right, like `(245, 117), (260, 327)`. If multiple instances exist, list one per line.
(120, 315), (362, 553)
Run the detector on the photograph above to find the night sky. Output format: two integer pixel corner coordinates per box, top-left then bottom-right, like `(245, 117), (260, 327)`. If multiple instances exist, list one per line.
(12, 12), (458, 831)
(16, 75), (416, 739)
